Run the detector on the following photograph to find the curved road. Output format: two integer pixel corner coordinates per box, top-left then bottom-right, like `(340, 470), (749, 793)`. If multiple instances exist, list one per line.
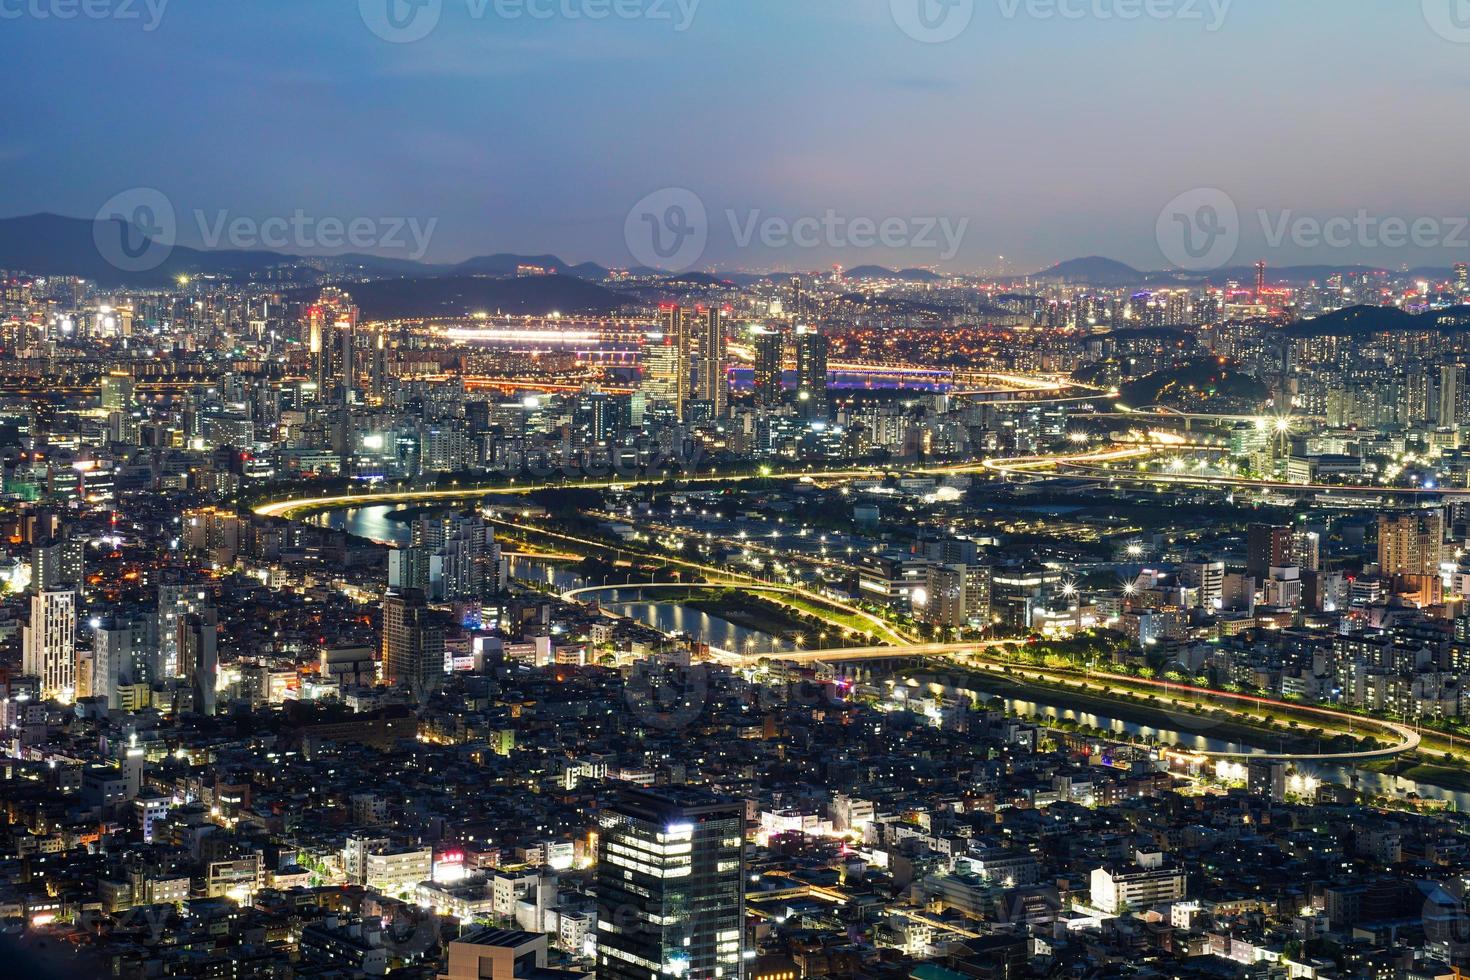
(744, 640), (1420, 763)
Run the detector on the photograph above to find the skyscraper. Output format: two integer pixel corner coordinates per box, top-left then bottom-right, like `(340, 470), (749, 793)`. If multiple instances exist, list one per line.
(381, 589), (446, 699)
(24, 587), (77, 701)
(640, 329), (686, 420)
(596, 787), (746, 980)
(752, 327), (785, 409)
(695, 307), (728, 418)
(1441, 364), (1465, 427)
(793, 325), (829, 419)
(306, 288), (359, 402)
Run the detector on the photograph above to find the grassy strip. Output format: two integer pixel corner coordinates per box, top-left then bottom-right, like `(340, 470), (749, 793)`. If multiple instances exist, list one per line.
(947, 667), (1324, 755)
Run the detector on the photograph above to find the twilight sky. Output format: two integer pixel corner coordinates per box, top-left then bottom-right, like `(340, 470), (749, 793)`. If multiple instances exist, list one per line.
(4, 0), (1469, 273)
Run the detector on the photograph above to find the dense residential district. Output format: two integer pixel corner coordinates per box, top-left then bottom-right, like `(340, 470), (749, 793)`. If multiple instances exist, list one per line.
(11, 263), (1470, 980)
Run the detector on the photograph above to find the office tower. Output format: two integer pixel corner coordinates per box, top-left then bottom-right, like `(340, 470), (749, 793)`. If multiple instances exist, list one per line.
(752, 327), (785, 409)
(1254, 260), (1267, 300)
(1379, 510), (1444, 579)
(793, 325), (829, 419)
(100, 371), (134, 411)
(640, 331), (685, 419)
(575, 389), (614, 444)
(695, 307), (728, 418)
(181, 607), (219, 716)
(381, 590), (446, 698)
(654, 304), (692, 419)
(1179, 560), (1225, 609)
(1458, 262), (1469, 295)
(157, 576), (210, 679)
(23, 587), (77, 701)
(596, 787), (746, 980)
(32, 536), (83, 595)
(306, 288), (359, 401)
(1246, 524), (1294, 581)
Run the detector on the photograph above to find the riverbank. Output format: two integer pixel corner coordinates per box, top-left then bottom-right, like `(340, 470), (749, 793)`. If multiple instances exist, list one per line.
(938, 666), (1324, 756)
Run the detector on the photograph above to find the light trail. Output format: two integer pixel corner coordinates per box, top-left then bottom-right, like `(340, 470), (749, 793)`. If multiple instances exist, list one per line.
(730, 642), (1419, 762)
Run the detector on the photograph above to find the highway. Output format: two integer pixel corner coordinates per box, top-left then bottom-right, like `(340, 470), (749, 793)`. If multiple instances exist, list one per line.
(719, 640), (1420, 763)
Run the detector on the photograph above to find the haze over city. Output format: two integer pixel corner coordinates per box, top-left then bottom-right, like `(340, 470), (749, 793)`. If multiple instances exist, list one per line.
(10, 5), (1470, 980)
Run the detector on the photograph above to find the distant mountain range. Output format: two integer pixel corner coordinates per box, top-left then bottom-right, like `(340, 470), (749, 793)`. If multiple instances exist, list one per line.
(1032, 255), (1457, 287)
(0, 213), (620, 288)
(2, 212), (1463, 314)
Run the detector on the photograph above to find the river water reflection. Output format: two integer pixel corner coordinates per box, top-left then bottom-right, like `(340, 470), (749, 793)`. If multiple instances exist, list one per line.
(318, 504), (1470, 807)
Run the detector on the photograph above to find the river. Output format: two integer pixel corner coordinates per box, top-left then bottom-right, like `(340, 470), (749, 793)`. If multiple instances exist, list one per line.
(316, 504), (1470, 807)
(317, 504), (796, 655)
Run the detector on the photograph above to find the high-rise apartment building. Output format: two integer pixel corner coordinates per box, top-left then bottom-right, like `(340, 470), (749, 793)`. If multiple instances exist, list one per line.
(793, 325), (828, 419)
(1379, 510), (1444, 580)
(381, 589), (446, 698)
(157, 576), (211, 679)
(32, 536), (83, 596)
(1246, 524), (1294, 581)
(596, 787), (746, 980)
(752, 327), (785, 409)
(24, 587), (77, 701)
(695, 306), (728, 418)
(392, 510), (504, 602)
